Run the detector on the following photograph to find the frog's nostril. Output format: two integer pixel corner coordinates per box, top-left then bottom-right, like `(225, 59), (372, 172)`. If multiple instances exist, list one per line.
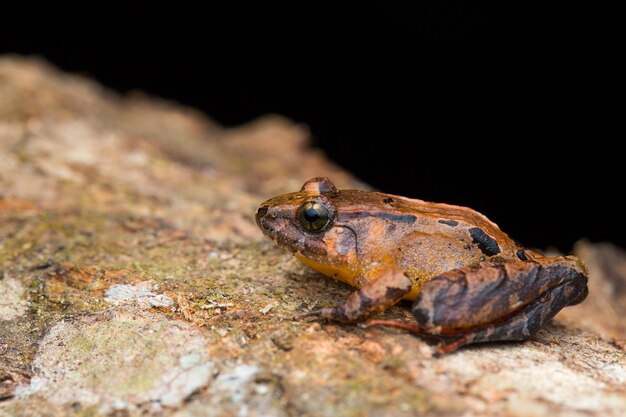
(256, 206), (269, 220)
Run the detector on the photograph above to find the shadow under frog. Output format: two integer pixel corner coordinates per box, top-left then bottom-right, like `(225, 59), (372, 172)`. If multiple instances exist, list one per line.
(256, 177), (588, 353)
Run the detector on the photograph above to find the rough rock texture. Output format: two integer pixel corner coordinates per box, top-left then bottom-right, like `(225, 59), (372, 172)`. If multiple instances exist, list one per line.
(0, 56), (624, 417)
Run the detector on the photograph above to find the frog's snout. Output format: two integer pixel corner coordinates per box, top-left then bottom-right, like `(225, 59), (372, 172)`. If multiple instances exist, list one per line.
(256, 204), (281, 237)
(255, 205), (270, 231)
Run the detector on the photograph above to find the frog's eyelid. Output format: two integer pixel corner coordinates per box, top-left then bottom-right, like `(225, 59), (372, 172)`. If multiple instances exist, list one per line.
(299, 199), (336, 219)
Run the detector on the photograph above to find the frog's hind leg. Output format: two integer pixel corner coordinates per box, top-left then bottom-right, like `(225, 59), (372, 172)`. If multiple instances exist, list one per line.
(435, 278), (588, 353)
(410, 257), (588, 353)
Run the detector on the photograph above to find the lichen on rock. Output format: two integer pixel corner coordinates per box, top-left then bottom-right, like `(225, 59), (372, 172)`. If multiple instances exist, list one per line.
(0, 276), (29, 322)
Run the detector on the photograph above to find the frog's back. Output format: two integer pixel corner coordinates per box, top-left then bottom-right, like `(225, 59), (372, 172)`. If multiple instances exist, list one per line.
(332, 189), (523, 298)
(334, 189), (518, 253)
(391, 193), (517, 249)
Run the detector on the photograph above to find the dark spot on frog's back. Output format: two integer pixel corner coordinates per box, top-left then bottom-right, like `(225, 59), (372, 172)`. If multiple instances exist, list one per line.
(383, 197), (394, 204)
(380, 212), (416, 223)
(438, 219), (458, 227)
(468, 227), (501, 256)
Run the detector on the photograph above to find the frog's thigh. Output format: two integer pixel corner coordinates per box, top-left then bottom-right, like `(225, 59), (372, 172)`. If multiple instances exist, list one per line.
(449, 281), (587, 350)
(412, 257), (588, 333)
(310, 267), (413, 322)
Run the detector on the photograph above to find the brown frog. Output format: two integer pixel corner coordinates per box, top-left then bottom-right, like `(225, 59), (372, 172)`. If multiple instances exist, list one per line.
(255, 177), (588, 353)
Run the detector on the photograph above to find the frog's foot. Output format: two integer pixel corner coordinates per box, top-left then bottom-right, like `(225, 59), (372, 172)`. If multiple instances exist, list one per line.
(298, 267), (413, 323)
(411, 256), (588, 352)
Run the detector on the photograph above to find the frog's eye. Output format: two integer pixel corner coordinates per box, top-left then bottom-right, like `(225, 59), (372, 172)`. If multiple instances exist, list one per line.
(297, 201), (332, 232)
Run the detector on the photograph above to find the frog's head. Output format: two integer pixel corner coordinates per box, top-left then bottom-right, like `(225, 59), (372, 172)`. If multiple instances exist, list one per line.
(256, 177), (360, 279)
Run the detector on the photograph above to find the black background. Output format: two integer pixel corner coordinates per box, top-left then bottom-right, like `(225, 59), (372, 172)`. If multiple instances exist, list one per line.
(1, 3), (619, 251)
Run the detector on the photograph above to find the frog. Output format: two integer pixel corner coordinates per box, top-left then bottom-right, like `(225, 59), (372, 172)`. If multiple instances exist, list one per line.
(255, 177), (588, 353)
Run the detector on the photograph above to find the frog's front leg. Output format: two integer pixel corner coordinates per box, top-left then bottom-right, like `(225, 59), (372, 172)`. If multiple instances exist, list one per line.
(302, 267), (413, 323)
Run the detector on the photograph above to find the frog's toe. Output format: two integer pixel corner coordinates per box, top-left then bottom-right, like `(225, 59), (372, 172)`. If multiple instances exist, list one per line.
(358, 319), (423, 333)
(295, 306), (348, 321)
(293, 309), (322, 320)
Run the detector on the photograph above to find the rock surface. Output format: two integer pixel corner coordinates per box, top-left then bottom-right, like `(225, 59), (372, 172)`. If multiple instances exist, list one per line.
(0, 56), (625, 417)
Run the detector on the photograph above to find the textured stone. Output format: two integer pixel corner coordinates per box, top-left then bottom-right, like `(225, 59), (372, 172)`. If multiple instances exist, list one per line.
(15, 309), (215, 409)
